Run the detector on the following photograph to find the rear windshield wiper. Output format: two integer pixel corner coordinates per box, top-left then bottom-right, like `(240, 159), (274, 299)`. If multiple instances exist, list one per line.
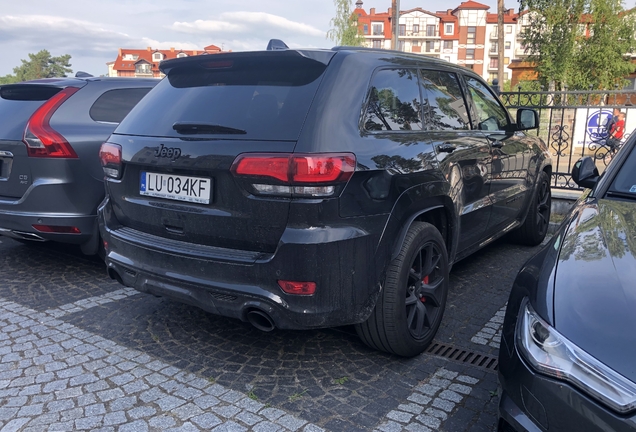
(172, 122), (247, 135)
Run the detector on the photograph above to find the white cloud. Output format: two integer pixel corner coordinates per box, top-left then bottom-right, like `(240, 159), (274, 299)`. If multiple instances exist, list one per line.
(170, 11), (325, 38)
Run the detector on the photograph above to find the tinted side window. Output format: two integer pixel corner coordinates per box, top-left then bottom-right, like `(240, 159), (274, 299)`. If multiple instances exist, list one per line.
(364, 69), (422, 132)
(90, 88), (152, 123)
(464, 76), (509, 131)
(419, 70), (470, 131)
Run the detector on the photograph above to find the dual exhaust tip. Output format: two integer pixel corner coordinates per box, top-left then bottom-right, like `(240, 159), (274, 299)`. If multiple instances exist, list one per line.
(108, 266), (276, 332)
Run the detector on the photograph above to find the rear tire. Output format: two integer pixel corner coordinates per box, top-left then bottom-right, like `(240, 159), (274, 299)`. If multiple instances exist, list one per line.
(355, 222), (449, 357)
(512, 171), (551, 246)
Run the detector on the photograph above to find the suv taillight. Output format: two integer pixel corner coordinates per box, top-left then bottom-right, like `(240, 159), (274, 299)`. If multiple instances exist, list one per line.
(231, 153), (356, 198)
(99, 142), (122, 179)
(23, 87), (80, 158)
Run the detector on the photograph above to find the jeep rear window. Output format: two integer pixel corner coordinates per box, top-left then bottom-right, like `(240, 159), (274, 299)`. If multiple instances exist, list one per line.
(115, 56), (327, 141)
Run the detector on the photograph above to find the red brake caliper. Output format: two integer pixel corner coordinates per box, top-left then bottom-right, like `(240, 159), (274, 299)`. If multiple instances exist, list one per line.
(421, 275), (429, 302)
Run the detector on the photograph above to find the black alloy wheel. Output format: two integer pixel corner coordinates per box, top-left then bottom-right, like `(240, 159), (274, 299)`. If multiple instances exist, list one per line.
(355, 222), (449, 357)
(405, 241), (445, 339)
(512, 170), (551, 246)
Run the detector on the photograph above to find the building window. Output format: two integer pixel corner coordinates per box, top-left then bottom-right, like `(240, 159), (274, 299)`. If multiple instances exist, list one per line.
(444, 56), (451, 62)
(489, 58), (498, 68)
(490, 42), (497, 53)
(412, 40), (419, 46)
(506, 25), (512, 33)
(467, 27), (476, 44)
(372, 22), (383, 35)
(399, 24), (406, 36)
(505, 41), (511, 49)
(466, 49), (475, 60)
(504, 57), (510, 65)
(426, 24), (436, 37)
(363, 24), (369, 34)
(445, 24), (454, 34)
(489, 72), (498, 82)
(177, 53), (187, 58)
(412, 24), (419, 34)
(426, 41), (435, 52)
(443, 40), (453, 50)
(135, 63), (152, 74)
(398, 40), (405, 51)
(373, 39), (383, 49)
(152, 53), (162, 61)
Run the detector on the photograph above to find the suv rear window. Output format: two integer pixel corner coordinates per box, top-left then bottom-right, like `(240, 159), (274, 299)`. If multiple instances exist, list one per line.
(90, 88), (152, 123)
(115, 54), (328, 141)
(0, 85), (62, 140)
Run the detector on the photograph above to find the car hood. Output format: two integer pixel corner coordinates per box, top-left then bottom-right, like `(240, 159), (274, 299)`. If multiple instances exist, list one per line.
(554, 198), (636, 383)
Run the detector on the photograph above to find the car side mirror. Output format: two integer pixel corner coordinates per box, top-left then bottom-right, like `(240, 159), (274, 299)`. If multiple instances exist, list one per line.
(571, 157), (599, 189)
(516, 109), (539, 131)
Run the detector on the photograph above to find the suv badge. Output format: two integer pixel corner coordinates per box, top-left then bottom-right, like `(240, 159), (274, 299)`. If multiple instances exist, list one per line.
(155, 144), (182, 161)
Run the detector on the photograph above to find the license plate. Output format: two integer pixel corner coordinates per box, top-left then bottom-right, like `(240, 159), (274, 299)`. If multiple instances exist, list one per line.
(140, 172), (211, 204)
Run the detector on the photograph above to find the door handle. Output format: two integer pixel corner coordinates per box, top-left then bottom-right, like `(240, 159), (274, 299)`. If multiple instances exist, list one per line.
(437, 143), (457, 153)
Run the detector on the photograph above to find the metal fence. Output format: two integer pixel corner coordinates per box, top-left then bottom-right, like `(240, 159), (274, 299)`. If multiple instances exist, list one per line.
(499, 89), (636, 190)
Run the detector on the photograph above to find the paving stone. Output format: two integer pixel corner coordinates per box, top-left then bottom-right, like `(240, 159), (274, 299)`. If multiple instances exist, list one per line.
(252, 421), (282, 432)
(149, 416), (177, 429)
(235, 411), (263, 426)
(212, 404), (241, 419)
(108, 396), (137, 412)
(211, 421), (248, 432)
(102, 411), (127, 426)
(85, 403), (106, 416)
(156, 395), (186, 411)
(386, 410), (413, 423)
(415, 414), (441, 429)
(405, 423), (432, 432)
(191, 413), (222, 429)
(376, 420), (403, 432)
(457, 375), (480, 385)
(128, 406), (157, 419)
(173, 402), (205, 420)
(277, 414), (307, 431)
(259, 408), (286, 421)
(119, 420), (149, 432)
(431, 398), (455, 412)
(398, 403), (424, 415)
(60, 408), (84, 422)
(74, 416), (103, 430)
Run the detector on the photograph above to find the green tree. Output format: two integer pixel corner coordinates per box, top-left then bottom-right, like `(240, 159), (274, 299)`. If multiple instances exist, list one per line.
(519, 0), (636, 90)
(519, 0), (586, 90)
(1, 50), (73, 84)
(327, 0), (363, 46)
(570, 0), (636, 90)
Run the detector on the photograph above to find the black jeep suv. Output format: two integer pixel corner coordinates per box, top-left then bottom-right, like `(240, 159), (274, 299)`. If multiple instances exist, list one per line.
(98, 46), (551, 357)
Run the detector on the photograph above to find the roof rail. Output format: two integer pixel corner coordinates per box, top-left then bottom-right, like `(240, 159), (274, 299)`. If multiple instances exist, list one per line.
(75, 71), (93, 78)
(266, 39), (289, 51)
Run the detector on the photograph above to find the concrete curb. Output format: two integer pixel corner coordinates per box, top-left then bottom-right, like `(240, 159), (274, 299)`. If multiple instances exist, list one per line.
(548, 189), (582, 234)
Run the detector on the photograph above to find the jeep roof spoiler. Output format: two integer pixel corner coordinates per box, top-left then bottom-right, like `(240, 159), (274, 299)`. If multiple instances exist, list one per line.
(266, 39), (289, 50)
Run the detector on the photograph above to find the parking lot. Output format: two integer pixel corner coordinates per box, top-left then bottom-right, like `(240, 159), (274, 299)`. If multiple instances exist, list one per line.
(0, 235), (545, 432)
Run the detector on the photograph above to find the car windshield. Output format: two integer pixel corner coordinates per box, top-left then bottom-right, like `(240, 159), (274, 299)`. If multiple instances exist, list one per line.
(115, 54), (328, 141)
(608, 139), (636, 197)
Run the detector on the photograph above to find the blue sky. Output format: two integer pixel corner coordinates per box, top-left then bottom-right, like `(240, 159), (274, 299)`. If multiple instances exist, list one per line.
(0, 0), (615, 77)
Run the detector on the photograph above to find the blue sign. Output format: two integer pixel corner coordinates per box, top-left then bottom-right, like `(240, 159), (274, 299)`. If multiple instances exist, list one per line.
(586, 109), (614, 140)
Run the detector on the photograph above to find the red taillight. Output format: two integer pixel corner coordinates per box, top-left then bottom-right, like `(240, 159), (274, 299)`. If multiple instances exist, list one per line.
(23, 87), (80, 158)
(233, 156), (289, 182)
(99, 142), (122, 179)
(32, 225), (81, 234)
(277, 280), (316, 295)
(231, 153), (356, 197)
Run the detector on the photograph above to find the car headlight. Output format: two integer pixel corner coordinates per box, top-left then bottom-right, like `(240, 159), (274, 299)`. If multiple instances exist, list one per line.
(516, 298), (636, 413)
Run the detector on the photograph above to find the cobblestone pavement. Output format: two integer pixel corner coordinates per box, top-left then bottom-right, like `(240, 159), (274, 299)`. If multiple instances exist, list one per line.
(0, 236), (544, 431)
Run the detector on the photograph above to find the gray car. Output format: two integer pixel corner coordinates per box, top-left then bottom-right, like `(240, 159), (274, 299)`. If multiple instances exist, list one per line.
(0, 75), (157, 255)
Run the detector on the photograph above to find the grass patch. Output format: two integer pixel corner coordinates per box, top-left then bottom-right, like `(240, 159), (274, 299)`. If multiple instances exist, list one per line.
(289, 389), (307, 402)
(333, 377), (349, 385)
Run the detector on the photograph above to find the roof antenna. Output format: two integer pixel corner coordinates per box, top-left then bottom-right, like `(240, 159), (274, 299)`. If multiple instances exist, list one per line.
(75, 71), (93, 78)
(266, 39), (289, 50)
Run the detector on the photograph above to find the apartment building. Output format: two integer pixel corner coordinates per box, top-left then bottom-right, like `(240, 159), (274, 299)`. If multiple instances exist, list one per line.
(354, 0), (524, 83)
(107, 45), (224, 78)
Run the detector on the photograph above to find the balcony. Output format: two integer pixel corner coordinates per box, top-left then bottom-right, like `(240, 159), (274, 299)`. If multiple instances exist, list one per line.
(488, 63), (499, 70)
(515, 47), (529, 56)
(490, 32), (498, 40)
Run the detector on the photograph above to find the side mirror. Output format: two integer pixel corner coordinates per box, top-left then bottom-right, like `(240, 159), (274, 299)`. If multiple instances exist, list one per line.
(571, 157), (599, 189)
(516, 109), (539, 131)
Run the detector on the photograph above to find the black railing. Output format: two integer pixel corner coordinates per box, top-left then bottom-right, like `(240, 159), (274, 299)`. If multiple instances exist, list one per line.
(500, 89), (636, 190)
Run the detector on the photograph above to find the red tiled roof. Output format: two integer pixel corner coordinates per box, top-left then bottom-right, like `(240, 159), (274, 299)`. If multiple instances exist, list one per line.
(454, 0), (490, 11)
(112, 45), (225, 73)
(486, 10), (518, 23)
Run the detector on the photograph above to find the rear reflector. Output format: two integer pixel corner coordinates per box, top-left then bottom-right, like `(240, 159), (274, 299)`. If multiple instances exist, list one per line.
(99, 142), (122, 179)
(277, 280), (316, 295)
(32, 225), (81, 234)
(23, 87), (80, 158)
